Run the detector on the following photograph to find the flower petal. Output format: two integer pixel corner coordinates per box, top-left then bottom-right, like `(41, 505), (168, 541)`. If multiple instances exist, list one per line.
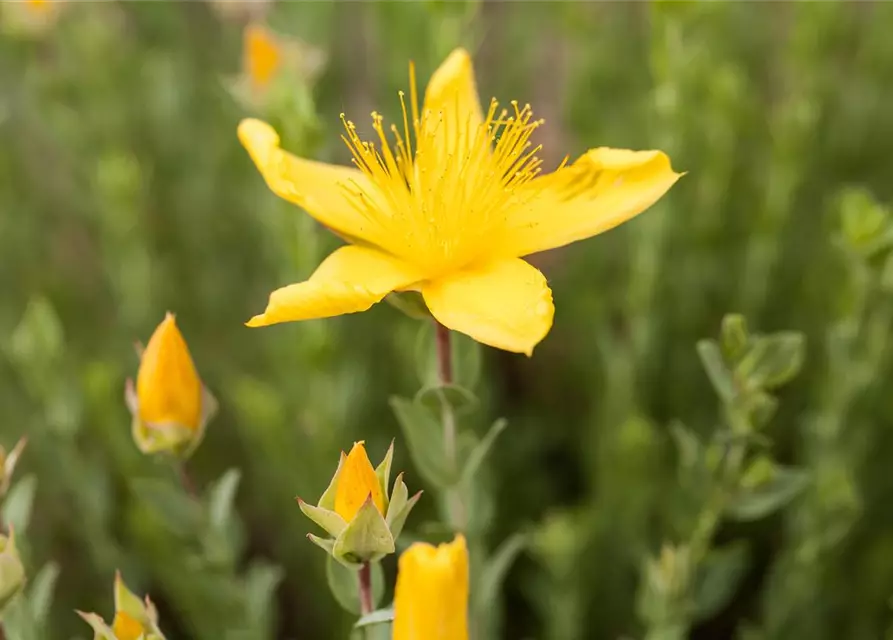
(422, 259), (554, 356)
(500, 148), (682, 257)
(247, 245), (423, 327)
(238, 118), (384, 245)
(422, 47), (483, 162)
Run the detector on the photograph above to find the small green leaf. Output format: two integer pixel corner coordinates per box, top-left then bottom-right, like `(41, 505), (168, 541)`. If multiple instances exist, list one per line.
(669, 421), (701, 471)
(131, 478), (203, 537)
(390, 396), (457, 488)
(694, 542), (749, 621)
(243, 560), (285, 636)
(2, 475), (37, 535)
(720, 314), (749, 362)
(6, 296), (64, 374)
(387, 491), (422, 541)
(207, 469), (241, 532)
(727, 465), (810, 522)
(385, 291), (431, 320)
(29, 561), (60, 623)
(415, 384), (479, 416)
(319, 451), (347, 511)
(375, 440), (395, 512)
(461, 419), (508, 485)
(735, 332), (805, 390)
(354, 607), (395, 628)
(325, 556), (385, 614)
(333, 498), (395, 564)
(385, 473), (408, 523)
(476, 533), (526, 608)
(696, 340), (735, 402)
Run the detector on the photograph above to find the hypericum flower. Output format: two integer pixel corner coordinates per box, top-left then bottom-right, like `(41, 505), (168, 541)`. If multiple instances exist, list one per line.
(77, 571), (166, 640)
(0, 528), (25, 613)
(125, 313), (216, 458)
(393, 534), (469, 640)
(238, 48), (681, 354)
(298, 441), (421, 565)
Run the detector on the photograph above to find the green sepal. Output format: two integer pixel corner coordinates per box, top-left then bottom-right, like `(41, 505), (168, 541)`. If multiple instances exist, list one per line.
(333, 497), (395, 565)
(126, 380), (217, 460)
(385, 472), (408, 522)
(76, 612), (117, 640)
(375, 439), (395, 514)
(318, 452), (347, 511)
(297, 498), (347, 538)
(387, 490), (422, 541)
(114, 571), (149, 623)
(307, 533), (336, 556)
(0, 529), (25, 610)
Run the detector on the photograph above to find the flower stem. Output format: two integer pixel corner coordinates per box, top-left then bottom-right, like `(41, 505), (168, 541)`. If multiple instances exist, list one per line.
(434, 320), (466, 530)
(176, 460), (198, 498)
(358, 562), (374, 616)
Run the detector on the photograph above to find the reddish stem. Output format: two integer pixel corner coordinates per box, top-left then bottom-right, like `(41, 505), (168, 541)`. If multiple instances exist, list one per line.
(358, 562), (374, 615)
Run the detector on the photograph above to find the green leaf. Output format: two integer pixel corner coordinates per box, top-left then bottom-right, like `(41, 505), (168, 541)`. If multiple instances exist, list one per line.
(243, 560), (285, 636)
(29, 561), (60, 623)
(325, 556), (385, 615)
(131, 478), (203, 537)
(6, 296), (64, 374)
(735, 332), (805, 390)
(207, 468), (241, 532)
(720, 314), (749, 362)
(2, 475), (37, 535)
(476, 533), (526, 608)
(333, 498), (395, 564)
(694, 542), (749, 621)
(354, 607), (395, 628)
(727, 465), (810, 522)
(385, 291), (431, 320)
(696, 340), (735, 402)
(461, 419), (508, 485)
(390, 396), (457, 488)
(415, 383), (479, 416)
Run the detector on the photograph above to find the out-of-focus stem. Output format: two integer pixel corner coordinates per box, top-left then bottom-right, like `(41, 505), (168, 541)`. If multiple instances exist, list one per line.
(434, 320), (466, 531)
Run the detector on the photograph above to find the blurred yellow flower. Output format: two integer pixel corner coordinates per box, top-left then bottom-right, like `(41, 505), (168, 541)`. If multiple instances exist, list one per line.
(334, 441), (386, 521)
(238, 47), (681, 354)
(243, 23), (282, 92)
(126, 313), (216, 457)
(393, 534), (469, 640)
(78, 571), (166, 640)
(1, 0), (62, 36)
(137, 312), (201, 430)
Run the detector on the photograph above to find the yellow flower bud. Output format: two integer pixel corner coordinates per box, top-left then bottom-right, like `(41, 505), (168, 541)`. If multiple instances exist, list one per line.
(78, 571), (166, 640)
(126, 313), (216, 458)
(334, 442), (385, 521)
(393, 535), (469, 640)
(244, 23), (282, 92)
(137, 313), (201, 430)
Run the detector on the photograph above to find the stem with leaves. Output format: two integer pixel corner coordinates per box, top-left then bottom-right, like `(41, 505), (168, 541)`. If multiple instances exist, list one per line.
(434, 320), (467, 531)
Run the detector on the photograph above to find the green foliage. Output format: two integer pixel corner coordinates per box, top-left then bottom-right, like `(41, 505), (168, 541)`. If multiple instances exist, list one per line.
(1, 2), (893, 639)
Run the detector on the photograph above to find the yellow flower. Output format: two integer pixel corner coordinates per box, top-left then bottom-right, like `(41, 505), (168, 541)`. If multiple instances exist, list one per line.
(77, 571), (166, 640)
(334, 442), (386, 521)
(393, 535), (469, 640)
(1, 0), (62, 36)
(126, 313), (216, 457)
(136, 313), (201, 430)
(238, 48), (681, 355)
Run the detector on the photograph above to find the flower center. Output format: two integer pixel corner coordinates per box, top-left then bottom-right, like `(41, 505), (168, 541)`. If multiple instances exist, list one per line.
(339, 66), (547, 275)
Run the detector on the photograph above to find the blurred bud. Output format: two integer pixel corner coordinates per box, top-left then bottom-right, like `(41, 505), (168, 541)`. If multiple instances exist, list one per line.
(393, 535), (469, 640)
(125, 313), (216, 459)
(0, 437), (27, 498)
(227, 22), (326, 111)
(77, 571), (166, 640)
(298, 441), (421, 565)
(0, 0), (63, 38)
(0, 528), (26, 612)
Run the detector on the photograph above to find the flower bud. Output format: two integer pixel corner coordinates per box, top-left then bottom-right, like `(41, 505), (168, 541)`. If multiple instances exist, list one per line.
(298, 441), (421, 565)
(77, 571), (166, 640)
(0, 528), (26, 612)
(125, 313), (216, 458)
(393, 535), (469, 640)
(0, 0), (63, 38)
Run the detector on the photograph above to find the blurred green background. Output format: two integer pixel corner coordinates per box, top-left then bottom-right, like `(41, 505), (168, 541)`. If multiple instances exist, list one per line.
(3, 1), (893, 639)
